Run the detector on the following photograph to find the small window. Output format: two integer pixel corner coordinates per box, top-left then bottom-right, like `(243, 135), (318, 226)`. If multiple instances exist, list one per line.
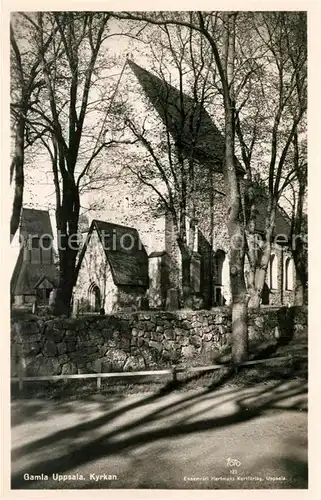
(36, 287), (52, 304)
(31, 237), (40, 248)
(285, 257), (294, 291)
(41, 237), (52, 249)
(268, 254), (278, 290)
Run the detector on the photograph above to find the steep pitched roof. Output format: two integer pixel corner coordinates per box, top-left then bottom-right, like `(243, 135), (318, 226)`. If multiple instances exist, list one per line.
(11, 257), (58, 294)
(128, 60), (244, 173)
(10, 248), (24, 294)
(77, 220), (149, 287)
(11, 208), (58, 295)
(255, 199), (291, 238)
(128, 62), (290, 239)
(19, 208), (53, 238)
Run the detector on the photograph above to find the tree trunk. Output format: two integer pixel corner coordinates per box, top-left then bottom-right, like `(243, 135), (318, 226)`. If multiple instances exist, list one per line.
(52, 175), (80, 316)
(231, 301), (249, 364)
(248, 245), (271, 309)
(293, 254), (307, 305)
(53, 248), (78, 316)
(247, 245), (271, 309)
(229, 227), (249, 363)
(10, 113), (26, 242)
(248, 206), (276, 309)
(291, 131), (307, 306)
(244, 187), (261, 309)
(225, 155), (249, 362)
(223, 12), (249, 363)
(248, 290), (261, 309)
(294, 281), (305, 306)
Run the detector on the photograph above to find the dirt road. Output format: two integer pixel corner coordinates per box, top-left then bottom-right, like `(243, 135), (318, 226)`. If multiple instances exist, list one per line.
(11, 379), (307, 489)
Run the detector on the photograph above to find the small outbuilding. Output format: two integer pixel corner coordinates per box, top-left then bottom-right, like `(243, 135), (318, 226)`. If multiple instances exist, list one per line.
(73, 220), (149, 313)
(11, 208), (58, 307)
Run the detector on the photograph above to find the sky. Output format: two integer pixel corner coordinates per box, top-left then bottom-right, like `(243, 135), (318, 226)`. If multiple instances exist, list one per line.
(11, 16), (140, 209)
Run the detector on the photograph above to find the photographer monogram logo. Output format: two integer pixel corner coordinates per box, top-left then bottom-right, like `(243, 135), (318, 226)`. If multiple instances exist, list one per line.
(226, 458), (242, 474)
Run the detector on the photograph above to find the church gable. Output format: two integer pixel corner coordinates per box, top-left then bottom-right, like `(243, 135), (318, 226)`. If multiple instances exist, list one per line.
(34, 276), (56, 290)
(74, 225), (115, 313)
(77, 220), (149, 288)
(74, 220), (149, 313)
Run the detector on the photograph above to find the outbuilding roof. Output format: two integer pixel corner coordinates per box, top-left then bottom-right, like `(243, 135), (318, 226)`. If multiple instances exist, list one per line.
(77, 220), (149, 287)
(11, 208), (58, 295)
(11, 257), (58, 294)
(19, 208), (53, 238)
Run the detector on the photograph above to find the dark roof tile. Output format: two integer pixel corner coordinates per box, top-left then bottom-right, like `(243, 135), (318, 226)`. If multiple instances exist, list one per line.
(19, 208), (53, 238)
(11, 261), (58, 295)
(77, 220), (149, 288)
(128, 60), (244, 173)
(11, 209), (58, 295)
(255, 198), (291, 237)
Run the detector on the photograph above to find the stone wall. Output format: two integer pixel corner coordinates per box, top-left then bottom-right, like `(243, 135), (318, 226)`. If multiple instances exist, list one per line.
(11, 306), (307, 378)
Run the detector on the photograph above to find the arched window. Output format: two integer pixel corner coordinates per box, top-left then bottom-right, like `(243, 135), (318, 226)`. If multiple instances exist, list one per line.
(268, 254), (278, 290)
(88, 282), (101, 312)
(285, 257), (294, 291)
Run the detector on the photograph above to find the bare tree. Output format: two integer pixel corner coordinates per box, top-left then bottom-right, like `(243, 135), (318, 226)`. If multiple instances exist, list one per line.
(10, 14), (56, 241)
(111, 11), (250, 362)
(286, 133), (307, 305)
(112, 24), (217, 307)
(233, 12), (307, 307)
(14, 12), (140, 315)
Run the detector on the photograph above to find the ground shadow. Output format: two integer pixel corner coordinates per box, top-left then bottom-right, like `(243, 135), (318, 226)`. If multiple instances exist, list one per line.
(11, 375), (307, 489)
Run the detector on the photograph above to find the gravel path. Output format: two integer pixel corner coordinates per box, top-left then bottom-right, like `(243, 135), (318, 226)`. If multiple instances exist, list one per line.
(11, 379), (307, 490)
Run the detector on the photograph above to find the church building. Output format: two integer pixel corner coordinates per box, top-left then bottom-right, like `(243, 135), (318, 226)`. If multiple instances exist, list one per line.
(73, 61), (296, 313)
